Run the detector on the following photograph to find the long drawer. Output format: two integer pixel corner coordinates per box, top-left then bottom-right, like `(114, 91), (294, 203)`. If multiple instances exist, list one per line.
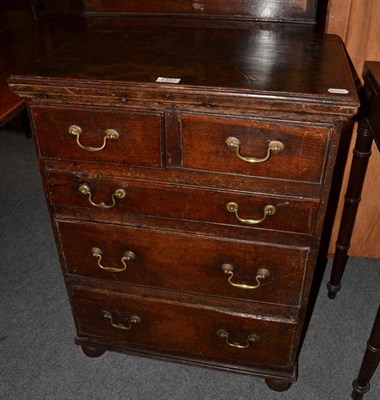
(30, 105), (163, 168)
(177, 113), (331, 184)
(70, 284), (297, 370)
(57, 219), (310, 307)
(47, 172), (319, 235)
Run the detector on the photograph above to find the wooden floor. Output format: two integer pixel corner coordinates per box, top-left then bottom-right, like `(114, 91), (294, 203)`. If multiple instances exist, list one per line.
(0, 6), (84, 126)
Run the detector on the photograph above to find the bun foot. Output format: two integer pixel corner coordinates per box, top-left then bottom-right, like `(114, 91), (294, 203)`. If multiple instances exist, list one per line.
(81, 345), (105, 358)
(265, 378), (292, 392)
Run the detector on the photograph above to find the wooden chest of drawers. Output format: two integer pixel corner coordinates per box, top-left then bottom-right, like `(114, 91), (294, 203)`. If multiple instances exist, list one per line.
(9, 11), (358, 392)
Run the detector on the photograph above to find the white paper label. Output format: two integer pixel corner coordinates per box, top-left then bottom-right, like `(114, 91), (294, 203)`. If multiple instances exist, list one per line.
(156, 77), (181, 84)
(328, 88), (349, 94)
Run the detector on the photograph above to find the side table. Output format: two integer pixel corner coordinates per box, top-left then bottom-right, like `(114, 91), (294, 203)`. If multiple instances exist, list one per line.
(327, 61), (380, 399)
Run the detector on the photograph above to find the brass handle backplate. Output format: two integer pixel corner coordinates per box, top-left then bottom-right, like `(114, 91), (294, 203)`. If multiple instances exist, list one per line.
(221, 264), (270, 290)
(102, 311), (141, 330)
(216, 329), (260, 349)
(78, 183), (126, 209)
(68, 125), (119, 152)
(91, 247), (136, 273)
(225, 136), (284, 163)
(227, 202), (276, 225)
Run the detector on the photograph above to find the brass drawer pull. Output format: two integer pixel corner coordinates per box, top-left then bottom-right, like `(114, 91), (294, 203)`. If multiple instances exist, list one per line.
(221, 264), (270, 290)
(78, 183), (126, 209)
(216, 329), (260, 349)
(102, 311), (141, 330)
(91, 247), (136, 273)
(227, 202), (276, 225)
(68, 125), (120, 152)
(226, 136), (284, 163)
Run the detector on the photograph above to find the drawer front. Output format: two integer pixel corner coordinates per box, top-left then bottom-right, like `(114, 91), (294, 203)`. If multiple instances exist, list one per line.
(31, 105), (163, 167)
(71, 285), (296, 369)
(58, 220), (309, 306)
(47, 172), (319, 235)
(178, 113), (330, 183)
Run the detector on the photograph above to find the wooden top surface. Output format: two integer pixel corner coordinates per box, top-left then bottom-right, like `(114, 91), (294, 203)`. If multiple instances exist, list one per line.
(364, 61), (380, 94)
(10, 25), (358, 111)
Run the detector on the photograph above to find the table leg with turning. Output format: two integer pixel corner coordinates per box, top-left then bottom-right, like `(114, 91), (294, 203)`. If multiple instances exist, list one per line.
(351, 306), (380, 400)
(327, 118), (373, 299)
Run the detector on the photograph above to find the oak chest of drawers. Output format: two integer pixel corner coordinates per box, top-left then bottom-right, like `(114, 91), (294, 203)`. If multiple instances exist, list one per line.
(9, 0), (359, 392)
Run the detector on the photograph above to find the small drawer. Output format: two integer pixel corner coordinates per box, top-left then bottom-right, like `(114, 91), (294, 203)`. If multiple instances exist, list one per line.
(47, 172), (319, 235)
(58, 220), (310, 306)
(177, 113), (330, 183)
(71, 285), (297, 369)
(30, 105), (163, 168)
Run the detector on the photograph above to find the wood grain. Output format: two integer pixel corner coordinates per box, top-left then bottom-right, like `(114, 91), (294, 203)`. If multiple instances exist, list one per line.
(0, 7), (84, 126)
(327, 0), (380, 258)
(45, 171), (319, 235)
(30, 105), (164, 167)
(70, 283), (297, 370)
(57, 219), (310, 307)
(8, 14), (358, 390)
(84, 0), (318, 23)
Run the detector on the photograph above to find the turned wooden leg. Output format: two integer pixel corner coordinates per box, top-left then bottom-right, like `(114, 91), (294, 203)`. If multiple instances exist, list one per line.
(265, 378), (292, 392)
(81, 344), (106, 358)
(327, 118), (373, 299)
(351, 306), (380, 400)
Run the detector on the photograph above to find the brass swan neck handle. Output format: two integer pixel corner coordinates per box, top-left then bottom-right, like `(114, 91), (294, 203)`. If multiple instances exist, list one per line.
(226, 136), (284, 163)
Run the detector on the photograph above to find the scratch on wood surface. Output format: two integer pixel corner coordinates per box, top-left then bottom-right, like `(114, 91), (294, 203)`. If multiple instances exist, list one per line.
(236, 61), (254, 84)
(299, 133), (306, 179)
(64, 87), (75, 95)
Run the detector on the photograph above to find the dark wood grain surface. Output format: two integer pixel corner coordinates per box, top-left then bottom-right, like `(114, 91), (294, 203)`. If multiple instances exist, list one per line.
(0, 8), (84, 126)
(70, 283), (297, 370)
(84, 0), (318, 23)
(178, 113), (330, 183)
(46, 171), (319, 235)
(364, 61), (380, 94)
(30, 105), (164, 167)
(363, 61), (380, 150)
(13, 27), (357, 106)
(57, 219), (310, 307)
(8, 5), (359, 391)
